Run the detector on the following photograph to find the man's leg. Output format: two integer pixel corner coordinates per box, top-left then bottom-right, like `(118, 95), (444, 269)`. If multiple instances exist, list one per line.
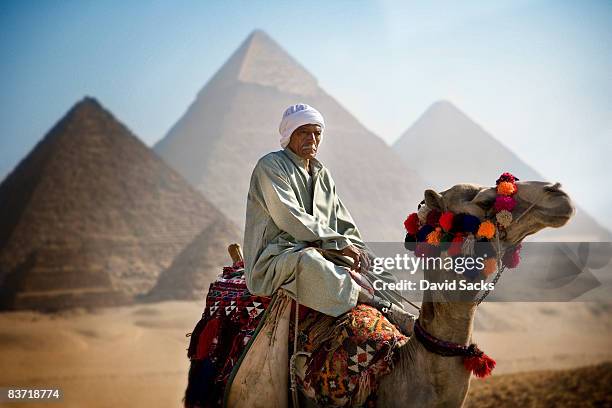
(272, 248), (361, 317)
(270, 247), (415, 334)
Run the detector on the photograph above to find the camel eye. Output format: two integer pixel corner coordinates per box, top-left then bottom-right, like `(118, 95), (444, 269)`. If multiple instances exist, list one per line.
(471, 187), (497, 210)
(474, 198), (495, 210)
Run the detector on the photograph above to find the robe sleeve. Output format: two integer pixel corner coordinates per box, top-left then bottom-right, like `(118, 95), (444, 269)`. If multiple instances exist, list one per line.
(255, 159), (352, 248)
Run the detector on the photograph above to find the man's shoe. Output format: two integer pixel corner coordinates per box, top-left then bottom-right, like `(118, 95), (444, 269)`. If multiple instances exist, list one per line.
(384, 303), (416, 337)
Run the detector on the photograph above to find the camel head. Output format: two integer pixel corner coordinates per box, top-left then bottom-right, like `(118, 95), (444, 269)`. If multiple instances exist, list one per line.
(416, 180), (575, 309)
(424, 180), (575, 246)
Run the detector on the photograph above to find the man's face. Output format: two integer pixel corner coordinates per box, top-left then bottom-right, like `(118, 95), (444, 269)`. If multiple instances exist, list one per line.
(287, 124), (322, 160)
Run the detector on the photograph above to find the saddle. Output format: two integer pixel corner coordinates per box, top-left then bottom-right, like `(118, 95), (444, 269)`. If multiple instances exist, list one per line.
(184, 244), (407, 408)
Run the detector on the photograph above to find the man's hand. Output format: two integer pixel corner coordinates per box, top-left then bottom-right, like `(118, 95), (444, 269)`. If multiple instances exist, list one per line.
(340, 245), (371, 273)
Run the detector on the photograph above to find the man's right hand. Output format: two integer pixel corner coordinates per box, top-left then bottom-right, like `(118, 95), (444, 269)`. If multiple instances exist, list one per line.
(340, 245), (370, 273)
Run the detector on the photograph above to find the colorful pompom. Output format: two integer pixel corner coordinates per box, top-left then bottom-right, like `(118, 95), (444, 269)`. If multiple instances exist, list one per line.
(404, 213), (420, 235)
(439, 211), (455, 232)
(477, 220), (496, 239)
(496, 181), (517, 196)
(451, 213), (465, 233)
(495, 209), (513, 228)
(494, 196), (516, 212)
(447, 234), (464, 257)
(462, 214), (481, 234)
(426, 208), (442, 226)
(502, 244), (522, 268)
(416, 225), (435, 242)
(482, 257), (498, 277)
(496, 172), (518, 185)
(426, 227), (443, 246)
(403, 172), (521, 280)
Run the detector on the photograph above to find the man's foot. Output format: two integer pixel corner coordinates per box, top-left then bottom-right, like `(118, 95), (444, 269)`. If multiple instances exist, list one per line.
(384, 303), (416, 337)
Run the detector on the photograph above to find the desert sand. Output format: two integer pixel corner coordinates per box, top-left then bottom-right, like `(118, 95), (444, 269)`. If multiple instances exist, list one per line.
(467, 362), (612, 407)
(0, 300), (610, 407)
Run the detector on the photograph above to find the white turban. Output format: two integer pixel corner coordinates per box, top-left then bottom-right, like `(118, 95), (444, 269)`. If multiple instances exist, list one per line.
(278, 103), (325, 148)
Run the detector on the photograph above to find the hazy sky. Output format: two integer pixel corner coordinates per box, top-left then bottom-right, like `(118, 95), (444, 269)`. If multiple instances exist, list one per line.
(1, 1), (611, 230)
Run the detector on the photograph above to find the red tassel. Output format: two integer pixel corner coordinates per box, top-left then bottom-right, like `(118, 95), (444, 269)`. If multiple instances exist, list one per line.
(463, 352), (496, 378)
(195, 317), (221, 360)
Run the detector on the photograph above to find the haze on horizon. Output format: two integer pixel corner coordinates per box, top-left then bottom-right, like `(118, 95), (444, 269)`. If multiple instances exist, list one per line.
(1, 1), (611, 230)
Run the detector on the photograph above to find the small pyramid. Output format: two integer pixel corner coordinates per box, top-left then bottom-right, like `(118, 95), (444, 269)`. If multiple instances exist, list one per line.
(0, 97), (240, 310)
(394, 100), (543, 187)
(145, 218), (241, 301)
(393, 101), (611, 241)
(155, 30), (427, 241)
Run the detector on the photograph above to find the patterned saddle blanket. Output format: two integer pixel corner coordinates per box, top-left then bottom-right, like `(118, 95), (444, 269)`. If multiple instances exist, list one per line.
(294, 304), (408, 407)
(184, 262), (408, 408)
(184, 261), (272, 408)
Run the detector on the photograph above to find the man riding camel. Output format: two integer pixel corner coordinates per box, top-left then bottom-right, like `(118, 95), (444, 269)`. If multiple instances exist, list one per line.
(243, 103), (415, 335)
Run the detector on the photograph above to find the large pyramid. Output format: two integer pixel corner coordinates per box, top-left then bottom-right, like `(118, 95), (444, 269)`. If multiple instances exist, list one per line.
(155, 30), (427, 241)
(393, 101), (611, 241)
(0, 97), (241, 310)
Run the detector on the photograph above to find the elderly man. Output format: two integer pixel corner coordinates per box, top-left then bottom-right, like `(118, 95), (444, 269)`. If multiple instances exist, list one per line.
(243, 103), (414, 334)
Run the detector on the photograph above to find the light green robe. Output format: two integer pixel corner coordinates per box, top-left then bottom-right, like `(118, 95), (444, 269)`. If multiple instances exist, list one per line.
(243, 148), (404, 317)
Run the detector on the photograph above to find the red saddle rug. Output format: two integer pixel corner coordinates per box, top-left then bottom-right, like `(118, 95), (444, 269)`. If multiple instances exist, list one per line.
(184, 261), (271, 408)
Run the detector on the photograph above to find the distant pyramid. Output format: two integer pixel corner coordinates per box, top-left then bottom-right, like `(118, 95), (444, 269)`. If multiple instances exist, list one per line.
(155, 30), (427, 241)
(145, 218), (241, 301)
(393, 101), (611, 241)
(0, 97), (240, 310)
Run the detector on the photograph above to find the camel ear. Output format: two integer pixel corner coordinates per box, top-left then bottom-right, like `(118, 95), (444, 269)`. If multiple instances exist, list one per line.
(424, 189), (445, 211)
(472, 187), (496, 209)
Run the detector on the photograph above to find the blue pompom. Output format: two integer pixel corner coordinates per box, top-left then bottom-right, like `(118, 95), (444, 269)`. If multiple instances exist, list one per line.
(462, 214), (481, 233)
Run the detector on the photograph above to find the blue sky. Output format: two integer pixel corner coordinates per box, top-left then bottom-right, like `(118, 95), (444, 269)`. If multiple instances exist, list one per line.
(1, 0), (611, 229)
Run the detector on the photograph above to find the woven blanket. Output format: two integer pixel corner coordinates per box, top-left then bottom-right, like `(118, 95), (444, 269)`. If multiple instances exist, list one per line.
(184, 261), (271, 408)
(294, 304), (409, 407)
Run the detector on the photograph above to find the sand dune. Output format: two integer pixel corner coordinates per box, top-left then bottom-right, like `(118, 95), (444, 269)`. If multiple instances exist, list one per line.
(467, 362), (612, 407)
(0, 300), (610, 407)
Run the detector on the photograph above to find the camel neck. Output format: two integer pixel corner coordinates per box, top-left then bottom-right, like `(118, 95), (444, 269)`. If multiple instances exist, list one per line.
(418, 267), (478, 345)
(418, 301), (476, 345)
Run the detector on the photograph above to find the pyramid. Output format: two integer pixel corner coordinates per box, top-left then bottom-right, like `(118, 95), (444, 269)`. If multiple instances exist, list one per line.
(393, 101), (611, 241)
(145, 217), (241, 301)
(0, 97), (240, 310)
(155, 30), (427, 241)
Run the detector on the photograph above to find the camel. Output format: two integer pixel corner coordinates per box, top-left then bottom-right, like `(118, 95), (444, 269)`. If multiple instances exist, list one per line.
(299, 180), (575, 408)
